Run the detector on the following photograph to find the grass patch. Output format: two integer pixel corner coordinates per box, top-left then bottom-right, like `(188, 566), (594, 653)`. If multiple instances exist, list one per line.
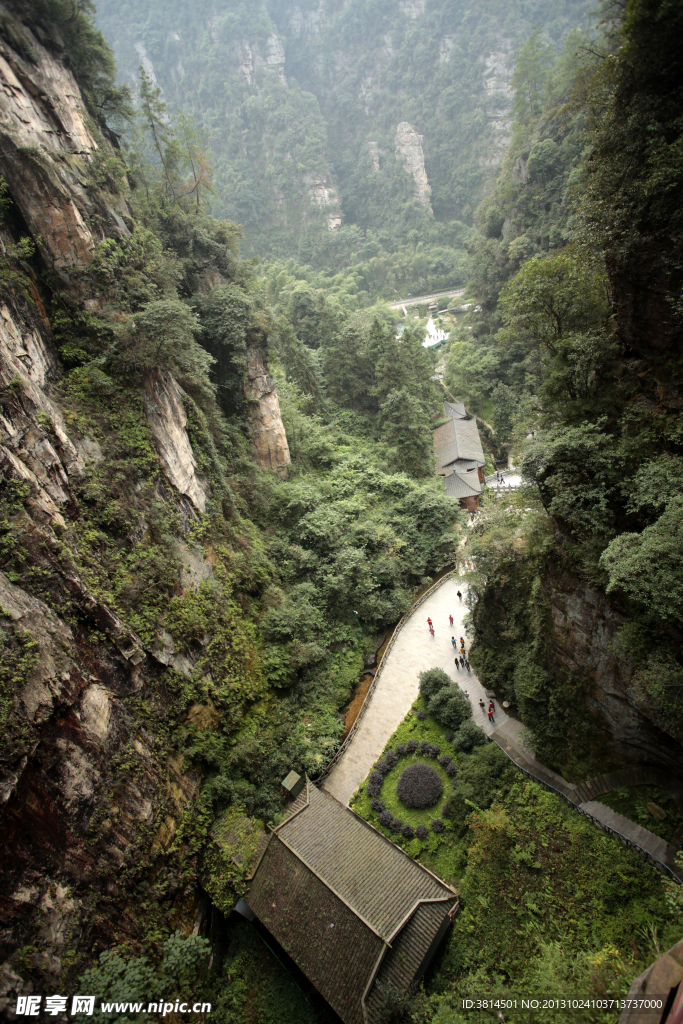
(600, 785), (683, 843)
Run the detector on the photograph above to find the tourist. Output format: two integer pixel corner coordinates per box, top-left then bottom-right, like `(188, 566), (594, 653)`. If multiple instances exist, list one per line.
(457, 590), (462, 601)
(454, 658), (460, 671)
(427, 617), (432, 626)
(459, 655), (465, 668)
(488, 707), (495, 723)
(451, 636), (457, 647)
(465, 660), (470, 673)
(479, 699), (486, 713)
(449, 614), (454, 626)
(464, 689), (469, 698)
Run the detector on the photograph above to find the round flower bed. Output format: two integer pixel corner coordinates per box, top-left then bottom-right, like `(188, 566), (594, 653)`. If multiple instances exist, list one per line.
(396, 763), (443, 809)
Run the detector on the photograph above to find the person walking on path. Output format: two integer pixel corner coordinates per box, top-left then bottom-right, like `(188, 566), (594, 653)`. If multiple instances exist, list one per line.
(449, 614), (454, 626)
(451, 636), (457, 648)
(479, 699), (486, 714)
(488, 706), (495, 724)
(457, 590), (462, 601)
(429, 626), (435, 636)
(465, 660), (471, 673)
(427, 617), (432, 627)
(459, 655), (465, 668)
(454, 658), (460, 671)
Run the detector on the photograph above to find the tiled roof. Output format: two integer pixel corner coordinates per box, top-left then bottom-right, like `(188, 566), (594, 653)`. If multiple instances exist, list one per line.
(443, 400), (466, 419)
(276, 784), (453, 940)
(246, 783), (457, 1024)
(444, 468), (483, 499)
(246, 835), (383, 1024)
(434, 416), (485, 472)
(365, 902), (453, 1020)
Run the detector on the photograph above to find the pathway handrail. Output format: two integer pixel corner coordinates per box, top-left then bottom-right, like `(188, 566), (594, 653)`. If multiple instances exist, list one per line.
(493, 740), (683, 883)
(317, 571), (457, 783)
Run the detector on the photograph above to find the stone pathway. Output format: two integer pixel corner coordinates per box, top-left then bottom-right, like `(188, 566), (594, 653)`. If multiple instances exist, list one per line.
(323, 577), (502, 805)
(322, 575), (683, 881)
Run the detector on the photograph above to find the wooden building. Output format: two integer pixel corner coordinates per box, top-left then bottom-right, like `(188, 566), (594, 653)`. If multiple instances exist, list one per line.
(434, 401), (486, 510)
(243, 780), (458, 1024)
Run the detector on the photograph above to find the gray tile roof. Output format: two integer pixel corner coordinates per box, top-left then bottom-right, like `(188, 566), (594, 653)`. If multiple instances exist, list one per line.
(444, 468), (483, 499)
(276, 784), (453, 940)
(245, 783), (457, 1024)
(443, 400), (466, 419)
(434, 416), (485, 472)
(246, 834), (383, 1024)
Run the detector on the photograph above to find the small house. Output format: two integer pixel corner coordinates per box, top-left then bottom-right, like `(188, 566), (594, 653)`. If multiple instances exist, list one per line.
(434, 401), (486, 510)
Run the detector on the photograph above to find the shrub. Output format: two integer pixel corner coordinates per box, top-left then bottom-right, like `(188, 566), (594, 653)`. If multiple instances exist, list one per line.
(419, 741), (431, 754)
(401, 823), (415, 839)
(418, 667), (451, 701)
(438, 754), (452, 767)
(445, 730), (455, 742)
(415, 824), (429, 840)
(431, 744), (441, 757)
(378, 810), (394, 827)
(367, 771), (384, 797)
(396, 744), (407, 756)
(370, 799), (385, 813)
(390, 817), (403, 833)
(446, 762), (458, 777)
(430, 819), (444, 833)
(452, 720), (487, 753)
(428, 683), (472, 730)
(385, 750), (399, 768)
(396, 763), (444, 809)
(406, 740), (418, 753)
(443, 803), (451, 817)
(375, 759), (391, 775)
(416, 709), (428, 720)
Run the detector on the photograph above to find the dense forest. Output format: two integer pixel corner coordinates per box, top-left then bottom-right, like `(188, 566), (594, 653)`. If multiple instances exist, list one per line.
(1, 0), (683, 1023)
(93, 0), (593, 299)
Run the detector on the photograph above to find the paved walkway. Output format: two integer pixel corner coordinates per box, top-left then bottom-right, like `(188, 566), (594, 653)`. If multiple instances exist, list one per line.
(324, 577), (503, 804)
(322, 575), (683, 881)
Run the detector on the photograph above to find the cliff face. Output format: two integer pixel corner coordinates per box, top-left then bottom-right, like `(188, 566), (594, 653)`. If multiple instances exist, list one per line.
(394, 122), (432, 210)
(0, 8), (129, 279)
(0, 10), (290, 1005)
(543, 569), (683, 776)
(245, 348), (291, 476)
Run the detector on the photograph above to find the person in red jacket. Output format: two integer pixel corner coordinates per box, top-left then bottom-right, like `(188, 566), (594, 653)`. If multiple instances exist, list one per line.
(449, 614), (454, 626)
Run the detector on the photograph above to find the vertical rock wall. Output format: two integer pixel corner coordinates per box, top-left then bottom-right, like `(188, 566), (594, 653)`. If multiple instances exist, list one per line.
(394, 121), (432, 209)
(245, 348), (291, 476)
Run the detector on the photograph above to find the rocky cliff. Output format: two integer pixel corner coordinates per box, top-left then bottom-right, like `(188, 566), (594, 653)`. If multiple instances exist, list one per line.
(394, 121), (432, 210)
(0, 6), (292, 1007)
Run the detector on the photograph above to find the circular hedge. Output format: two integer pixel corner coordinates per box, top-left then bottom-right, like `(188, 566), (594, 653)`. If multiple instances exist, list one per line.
(396, 763), (444, 809)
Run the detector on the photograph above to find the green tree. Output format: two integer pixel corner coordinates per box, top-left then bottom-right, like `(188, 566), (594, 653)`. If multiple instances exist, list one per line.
(511, 28), (554, 125)
(427, 683), (472, 730)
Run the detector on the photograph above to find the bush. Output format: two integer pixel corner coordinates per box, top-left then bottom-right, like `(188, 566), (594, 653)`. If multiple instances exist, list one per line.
(418, 667), (451, 701)
(406, 740), (418, 753)
(396, 744), (407, 756)
(419, 741), (432, 754)
(445, 730), (455, 742)
(428, 683), (472, 730)
(446, 762), (458, 777)
(378, 810), (394, 827)
(375, 760), (391, 775)
(390, 817), (403, 833)
(416, 709), (428, 720)
(370, 799), (385, 812)
(385, 750), (400, 768)
(452, 720), (487, 753)
(416, 824), (429, 840)
(430, 818), (444, 833)
(396, 763), (444, 809)
(438, 754), (452, 766)
(367, 771), (384, 797)
(401, 823), (415, 839)
(432, 744), (441, 757)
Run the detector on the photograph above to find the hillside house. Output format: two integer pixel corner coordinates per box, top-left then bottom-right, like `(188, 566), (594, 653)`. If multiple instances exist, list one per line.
(434, 401), (486, 510)
(239, 780), (458, 1024)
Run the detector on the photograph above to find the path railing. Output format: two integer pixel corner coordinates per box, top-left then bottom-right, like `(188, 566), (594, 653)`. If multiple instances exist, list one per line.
(493, 740), (683, 883)
(317, 571), (456, 784)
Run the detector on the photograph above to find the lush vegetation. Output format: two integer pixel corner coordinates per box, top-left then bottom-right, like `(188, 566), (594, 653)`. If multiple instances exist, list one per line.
(353, 704), (683, 1023)
(93, 0), (593, 299)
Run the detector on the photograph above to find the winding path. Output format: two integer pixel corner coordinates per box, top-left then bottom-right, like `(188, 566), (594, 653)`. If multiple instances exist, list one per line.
(321, 575), (683, 882)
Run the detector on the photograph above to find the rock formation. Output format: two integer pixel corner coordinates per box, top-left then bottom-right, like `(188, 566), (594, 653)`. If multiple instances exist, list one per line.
(143, 370), (207, 512)
(245, 348), (291, 476)
(394, 121), (432, 209)
(0, 18), (129, 276)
